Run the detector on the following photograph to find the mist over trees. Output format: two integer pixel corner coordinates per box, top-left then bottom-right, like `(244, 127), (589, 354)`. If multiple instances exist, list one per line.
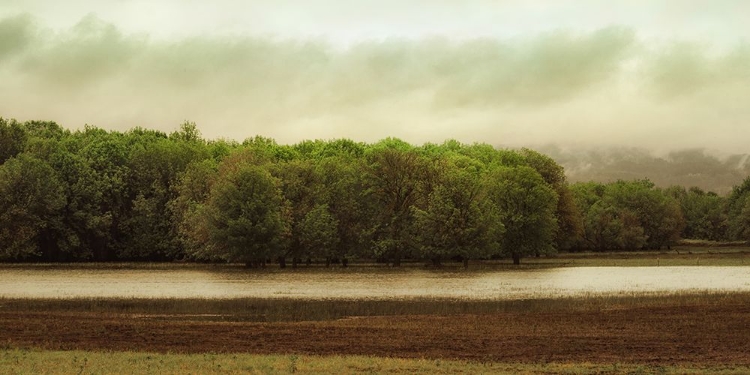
(542, 145), (750, 195)
(1, 118), (749, 265)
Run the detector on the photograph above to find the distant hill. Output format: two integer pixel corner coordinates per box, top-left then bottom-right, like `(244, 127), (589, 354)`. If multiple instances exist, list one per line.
(537, 146), (750, 195)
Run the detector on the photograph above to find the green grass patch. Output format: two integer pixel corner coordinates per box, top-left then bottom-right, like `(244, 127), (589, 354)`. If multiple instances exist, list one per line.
(1, 348), (748, 374)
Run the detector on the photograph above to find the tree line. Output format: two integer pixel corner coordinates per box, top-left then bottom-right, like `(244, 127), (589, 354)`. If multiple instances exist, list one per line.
(1, 118), (749, 266)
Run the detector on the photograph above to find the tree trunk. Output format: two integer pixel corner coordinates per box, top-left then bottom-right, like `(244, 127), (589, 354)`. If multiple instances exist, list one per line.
(342, 258), (348, 268)
(392, 257), (401, 267)
(306, 258), (312, 266)
(463, 258), (469, 269)
(278, 256), (286, 269)
(512, 252), (521, 265)
(292, 257), (299, 268)
(325, 257), (331, 267)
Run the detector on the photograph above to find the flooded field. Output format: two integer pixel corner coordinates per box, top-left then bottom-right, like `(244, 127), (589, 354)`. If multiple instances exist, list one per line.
(1, 266), (749, 299)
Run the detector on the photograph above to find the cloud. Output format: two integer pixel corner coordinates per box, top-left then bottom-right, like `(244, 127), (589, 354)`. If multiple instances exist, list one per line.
(0, 13), (748, 153)
(644, 41), (750, 98)
(19, 14), (144, 87)
(0, 13), (34, 60)
(432, 27), (636, 106)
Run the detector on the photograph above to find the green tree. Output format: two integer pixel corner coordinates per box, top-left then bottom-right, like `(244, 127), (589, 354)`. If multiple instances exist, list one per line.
(23, 120), (68, 141)
(299, 204), (340, 266)
(672, 186), (728, 241)
(582, 200), (637, 250)
(573, 180), (685, 251)
(0, 118), (27, 164)
(734, 196), (750, 242)
(413, 157), (499, 268)
(520, 148), (583, 251)
(171, 159), (220, 260)
(271, 159), (323, 267)
(316, 155), (372, 266)
(14, 126), (110, 261)
(727, 177), (750, 241)
(120, 130), (209, 260)
(169, 121), (203, 143)
(487, 166), (558, 264)
(73, 127), (131, 260)
(43, 147), (110, 260)
(605, 180), (684, 249)
(364, 140), (430, 266)
(0, 154), (65, 259)
(201, 164), (289, 266)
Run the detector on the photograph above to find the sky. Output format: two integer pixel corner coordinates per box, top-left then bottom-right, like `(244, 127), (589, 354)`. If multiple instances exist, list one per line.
(1, 0), (749, 152)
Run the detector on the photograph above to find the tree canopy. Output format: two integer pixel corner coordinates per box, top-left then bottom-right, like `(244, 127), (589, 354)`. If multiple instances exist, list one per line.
(1, 118), (748, 265)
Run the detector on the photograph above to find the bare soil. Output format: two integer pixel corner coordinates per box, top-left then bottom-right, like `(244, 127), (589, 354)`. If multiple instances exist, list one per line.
(2, 300), (749, 365)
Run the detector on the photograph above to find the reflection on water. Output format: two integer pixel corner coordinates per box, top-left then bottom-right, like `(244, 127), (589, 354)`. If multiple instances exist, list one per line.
(0, 266), (749, 300)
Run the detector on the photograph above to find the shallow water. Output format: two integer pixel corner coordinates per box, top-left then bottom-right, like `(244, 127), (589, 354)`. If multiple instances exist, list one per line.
(1, 266), (749, 299)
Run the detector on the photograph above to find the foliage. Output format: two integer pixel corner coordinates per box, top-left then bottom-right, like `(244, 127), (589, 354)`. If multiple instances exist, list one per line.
(364, 141), (429, 265)
(315, 156), (371, 261)
(0, 118), (27, 163)
(412, 155), (499, 266)
(271, 159), (323, 264)
(200, 164), (289, 265)
(0, 154), (65, 259)
(486, 166), (558, 264)
(299, 204), (339, 262)
(0, 117), (746, 264)
(667, 186), (728, 241)
(727, 177), (750, 242)
(520, 148), (582, 250)
(572, 179), (685, 251)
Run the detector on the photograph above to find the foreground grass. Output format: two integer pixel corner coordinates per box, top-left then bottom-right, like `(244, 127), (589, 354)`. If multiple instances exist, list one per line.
(1, 291), (748, 322)
(2, 349), (749, 375)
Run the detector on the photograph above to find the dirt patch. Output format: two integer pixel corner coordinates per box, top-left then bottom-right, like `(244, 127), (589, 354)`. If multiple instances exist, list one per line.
(2, 302), (749, 365)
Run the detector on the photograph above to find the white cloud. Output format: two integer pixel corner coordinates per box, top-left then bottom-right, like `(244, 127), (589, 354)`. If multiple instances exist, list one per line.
(0, 7), (748, 153)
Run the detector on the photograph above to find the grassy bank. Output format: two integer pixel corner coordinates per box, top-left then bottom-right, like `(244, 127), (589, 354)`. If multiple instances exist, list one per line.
(1, 292), (747, 322)
(542, 246), (750, 267)
(2, 349), (749, 375)
(1, 245), (748, 270)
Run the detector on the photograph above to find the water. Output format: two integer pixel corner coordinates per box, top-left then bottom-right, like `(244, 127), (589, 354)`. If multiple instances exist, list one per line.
(1, 266), (749, 300)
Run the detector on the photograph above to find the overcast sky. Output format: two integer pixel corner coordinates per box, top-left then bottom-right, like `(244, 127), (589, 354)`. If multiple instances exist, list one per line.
(1, 0), (748, 152)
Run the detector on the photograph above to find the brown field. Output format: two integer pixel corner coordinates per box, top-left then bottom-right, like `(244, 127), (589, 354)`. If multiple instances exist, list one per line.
(2, 294), (749, 366)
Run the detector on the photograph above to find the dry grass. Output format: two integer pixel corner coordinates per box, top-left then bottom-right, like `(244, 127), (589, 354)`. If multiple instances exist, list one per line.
(2, 349), (749, 374)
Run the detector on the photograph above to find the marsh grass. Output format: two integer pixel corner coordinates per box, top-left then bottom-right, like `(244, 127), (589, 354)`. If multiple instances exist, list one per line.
(1, 349), (749, 375)
(1, 292), (746, 322)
